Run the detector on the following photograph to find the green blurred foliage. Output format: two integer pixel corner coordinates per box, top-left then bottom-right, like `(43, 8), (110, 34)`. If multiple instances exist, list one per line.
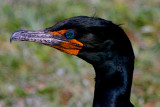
(0, 0), (160, 107)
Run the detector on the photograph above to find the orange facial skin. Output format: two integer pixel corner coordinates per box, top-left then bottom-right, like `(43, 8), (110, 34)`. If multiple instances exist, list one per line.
(51, 30), (68, 36)
(48, 30), (83, 55)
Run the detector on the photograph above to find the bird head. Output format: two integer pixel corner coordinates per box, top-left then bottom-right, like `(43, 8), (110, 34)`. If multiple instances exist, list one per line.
(10, 16), (134, 65)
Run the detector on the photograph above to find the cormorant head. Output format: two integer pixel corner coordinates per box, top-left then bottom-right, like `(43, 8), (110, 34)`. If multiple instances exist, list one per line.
(10, 16), (134, 65)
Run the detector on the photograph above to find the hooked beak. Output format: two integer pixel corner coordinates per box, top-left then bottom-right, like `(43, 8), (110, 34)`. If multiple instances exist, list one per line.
(10, 29), (83, 55)
(10, 29), (62, 45)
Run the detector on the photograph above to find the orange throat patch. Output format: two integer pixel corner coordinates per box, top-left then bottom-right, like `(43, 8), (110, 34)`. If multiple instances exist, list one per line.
(48, 39), (83, 55)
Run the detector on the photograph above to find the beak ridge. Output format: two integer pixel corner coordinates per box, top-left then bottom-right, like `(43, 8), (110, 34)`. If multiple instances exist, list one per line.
(10, 30), (61, 45)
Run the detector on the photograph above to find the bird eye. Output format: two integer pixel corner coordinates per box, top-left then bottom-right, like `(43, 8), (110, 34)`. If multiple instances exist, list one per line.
(65, 30), (75, 39)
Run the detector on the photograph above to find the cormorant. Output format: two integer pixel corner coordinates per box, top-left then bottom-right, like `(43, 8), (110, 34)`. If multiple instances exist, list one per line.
(10, 16), (135, 107)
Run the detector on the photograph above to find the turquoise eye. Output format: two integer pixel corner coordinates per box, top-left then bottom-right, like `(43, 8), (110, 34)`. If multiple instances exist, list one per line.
(65, 30), (75, 39)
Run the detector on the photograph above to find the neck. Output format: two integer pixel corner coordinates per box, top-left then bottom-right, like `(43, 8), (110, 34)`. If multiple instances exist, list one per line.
(92, 56), (134, 107)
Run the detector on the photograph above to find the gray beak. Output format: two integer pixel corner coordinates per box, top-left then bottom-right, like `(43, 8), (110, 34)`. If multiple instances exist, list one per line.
(10, 29), (63, 45)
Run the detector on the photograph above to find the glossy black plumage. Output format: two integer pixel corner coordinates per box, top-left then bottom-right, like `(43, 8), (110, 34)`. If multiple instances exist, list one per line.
(49, 16), (135, 107)
(11, 16), (135, 107)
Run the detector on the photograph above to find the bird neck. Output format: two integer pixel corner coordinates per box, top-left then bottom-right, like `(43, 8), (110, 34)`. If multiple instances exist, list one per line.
(92, 56), (134, 107)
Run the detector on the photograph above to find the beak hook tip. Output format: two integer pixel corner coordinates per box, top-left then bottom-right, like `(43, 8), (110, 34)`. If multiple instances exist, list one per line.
(10, 35), (13, 44)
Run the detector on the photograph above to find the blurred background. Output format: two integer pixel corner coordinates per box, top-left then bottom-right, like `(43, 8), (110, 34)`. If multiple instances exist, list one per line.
(0, 0), (160, 107)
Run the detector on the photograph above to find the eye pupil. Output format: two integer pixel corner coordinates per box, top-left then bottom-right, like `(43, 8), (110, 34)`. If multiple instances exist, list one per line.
(65, 30), (75, 39)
